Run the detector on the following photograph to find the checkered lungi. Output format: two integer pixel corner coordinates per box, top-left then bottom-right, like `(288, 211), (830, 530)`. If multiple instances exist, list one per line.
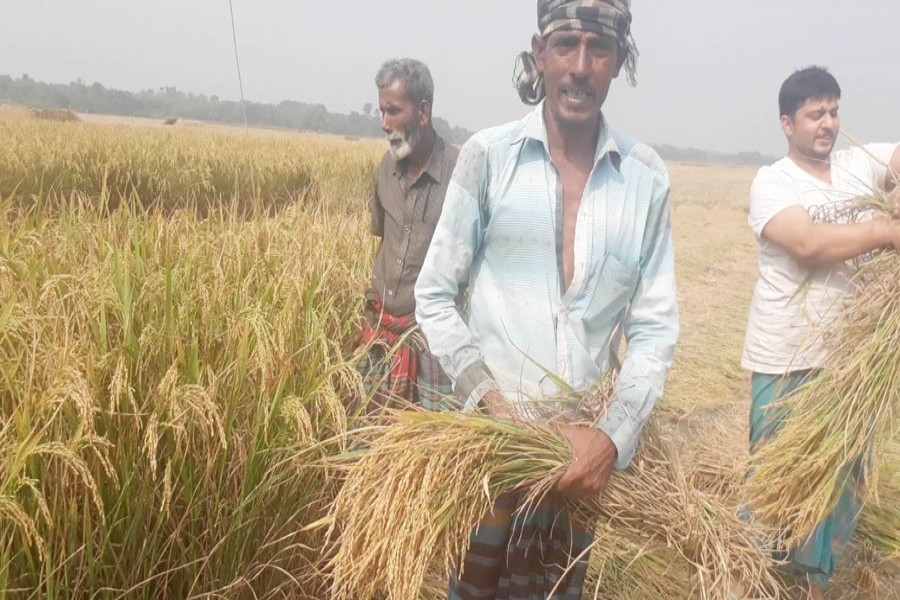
(449, 491), (594, 600)
(356, 297), (453, 412)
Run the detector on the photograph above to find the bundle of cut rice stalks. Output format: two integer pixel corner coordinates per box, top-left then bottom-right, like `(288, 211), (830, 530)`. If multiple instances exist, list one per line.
(591, 421), (781, 599)
(324, 393), (783, 600)
(745, 190), (900, 547)
(858, 443), (900, 558)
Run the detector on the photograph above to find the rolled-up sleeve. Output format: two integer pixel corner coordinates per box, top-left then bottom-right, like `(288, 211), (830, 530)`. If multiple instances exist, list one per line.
(597, 178), (679, 469)
(415, 137), (497, 407)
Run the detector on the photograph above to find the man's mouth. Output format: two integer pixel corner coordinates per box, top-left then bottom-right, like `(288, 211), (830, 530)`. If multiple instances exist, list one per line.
(562, 88), (594, 103)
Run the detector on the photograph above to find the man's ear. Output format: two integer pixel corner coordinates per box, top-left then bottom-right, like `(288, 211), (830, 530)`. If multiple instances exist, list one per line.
(780, 114), (794, 139)
(418, 100), (432, 128)
(531, 33), (546, 72)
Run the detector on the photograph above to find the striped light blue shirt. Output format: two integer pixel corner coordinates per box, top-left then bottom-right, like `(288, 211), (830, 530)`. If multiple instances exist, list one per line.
(415, 103), (679, 469)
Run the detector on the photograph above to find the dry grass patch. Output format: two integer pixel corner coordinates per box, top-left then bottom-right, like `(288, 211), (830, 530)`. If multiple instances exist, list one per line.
(664, 163), (758, 414)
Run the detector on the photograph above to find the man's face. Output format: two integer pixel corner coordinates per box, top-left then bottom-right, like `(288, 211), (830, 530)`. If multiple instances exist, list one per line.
(378, 80), (424, 161)
(534, 30), (620, 129)
(782, 97), (840, 162)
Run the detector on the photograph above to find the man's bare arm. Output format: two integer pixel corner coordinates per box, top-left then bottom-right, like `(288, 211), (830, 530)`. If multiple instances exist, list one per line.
(762, 205), (900, 267)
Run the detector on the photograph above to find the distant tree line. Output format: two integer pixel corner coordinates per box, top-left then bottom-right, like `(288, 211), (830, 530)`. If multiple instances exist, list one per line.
(1, 74), (776, 165)
(0, 74), (472, 144)
(652, 144), (776, 168)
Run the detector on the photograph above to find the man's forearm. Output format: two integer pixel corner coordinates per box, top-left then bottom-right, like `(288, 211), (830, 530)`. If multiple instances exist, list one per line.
(795, 220), (893, 267)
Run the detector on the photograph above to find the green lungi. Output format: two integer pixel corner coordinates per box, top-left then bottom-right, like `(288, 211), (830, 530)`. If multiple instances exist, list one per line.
(749, 371), (867, 589)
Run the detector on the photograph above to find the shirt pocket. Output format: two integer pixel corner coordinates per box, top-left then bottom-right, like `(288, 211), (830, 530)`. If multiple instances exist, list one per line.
(584, 253), (639, 323)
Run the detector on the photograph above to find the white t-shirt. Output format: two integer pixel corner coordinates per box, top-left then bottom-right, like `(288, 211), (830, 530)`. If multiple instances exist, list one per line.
(742, 143), (898, 374)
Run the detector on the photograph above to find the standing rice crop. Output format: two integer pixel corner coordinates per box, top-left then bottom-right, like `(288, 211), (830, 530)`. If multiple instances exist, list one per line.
(0, 111), (382, 596)
(0, 117), (382, 214)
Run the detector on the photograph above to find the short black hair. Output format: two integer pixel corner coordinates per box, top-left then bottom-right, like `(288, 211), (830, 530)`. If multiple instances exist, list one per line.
(778, 66), (841, 119)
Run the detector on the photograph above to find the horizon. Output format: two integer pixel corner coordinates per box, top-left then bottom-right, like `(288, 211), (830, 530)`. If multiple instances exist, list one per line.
(1, 72), (782, 162)
(1, 1), (897, 156)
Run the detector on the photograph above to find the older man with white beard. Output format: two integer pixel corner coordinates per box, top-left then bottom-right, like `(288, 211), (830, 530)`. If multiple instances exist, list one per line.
(354, 58), (459, 412)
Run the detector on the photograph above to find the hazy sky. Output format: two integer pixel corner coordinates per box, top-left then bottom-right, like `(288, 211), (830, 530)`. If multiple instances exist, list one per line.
(2, 0), (898, 155)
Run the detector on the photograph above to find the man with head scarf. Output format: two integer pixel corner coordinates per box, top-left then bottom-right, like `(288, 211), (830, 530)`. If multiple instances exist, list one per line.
(415, 1), (679, 598)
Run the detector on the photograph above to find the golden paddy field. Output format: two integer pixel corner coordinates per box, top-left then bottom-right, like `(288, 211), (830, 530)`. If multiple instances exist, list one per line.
(0, 110), (896, 598)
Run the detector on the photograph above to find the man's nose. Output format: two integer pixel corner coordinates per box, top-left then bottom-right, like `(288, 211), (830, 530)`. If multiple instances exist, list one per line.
(571, 45), (591, 78)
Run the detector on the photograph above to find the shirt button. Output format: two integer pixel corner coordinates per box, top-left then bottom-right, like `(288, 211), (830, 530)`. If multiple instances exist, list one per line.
(396, 259), (402, 265)
(387, 290), (394, 296)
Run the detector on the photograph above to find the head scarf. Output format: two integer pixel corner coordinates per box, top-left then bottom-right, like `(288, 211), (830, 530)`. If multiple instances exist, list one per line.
(514, 0), (638, 105)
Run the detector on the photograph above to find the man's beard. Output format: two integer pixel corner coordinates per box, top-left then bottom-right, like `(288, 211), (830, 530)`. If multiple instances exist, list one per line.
(801, 132), (837, 163)
(387, 124), (421, 161)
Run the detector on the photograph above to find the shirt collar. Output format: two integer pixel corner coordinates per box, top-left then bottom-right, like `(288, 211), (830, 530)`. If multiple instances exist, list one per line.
(513, 101), (622, 171)
(392, 134), (447, 184)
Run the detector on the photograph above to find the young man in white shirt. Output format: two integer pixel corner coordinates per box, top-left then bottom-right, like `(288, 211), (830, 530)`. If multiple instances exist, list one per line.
(741, 65), (900, 599)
